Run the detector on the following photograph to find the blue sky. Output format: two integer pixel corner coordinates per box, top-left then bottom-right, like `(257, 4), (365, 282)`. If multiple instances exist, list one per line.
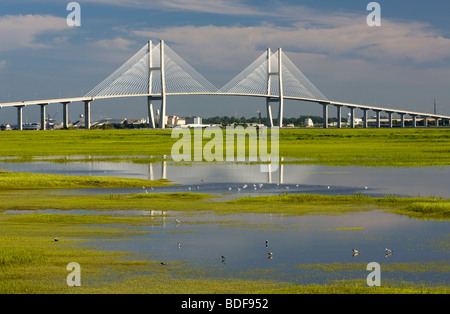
(1, 0), (449, 123)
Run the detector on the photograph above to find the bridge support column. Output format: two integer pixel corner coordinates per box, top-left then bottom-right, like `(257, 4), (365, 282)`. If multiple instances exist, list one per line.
(266, 99), (274, 128)
(375, 110), (381, 128)
(277, 48), (284, 128)
(16, 105), (24, 131)
(147, 40), (156, 129)
(322, 103), (328, 129)
(84, 100), (91, 130)
(435, 118), (440, 127)
(400, 113), (405, 128)
(388, 112), (393, 128)
(159, 40), (166, 129)
(350, 107), (355, 128)
(62, 102), (69, 129)
(39, 104), (47, 131)
(424, 117), (428, 127)
(362, 109), (368, 128)
(411, 115), (417, 128)
(148, 97), (156, 129)
(336, 105), (342, 128)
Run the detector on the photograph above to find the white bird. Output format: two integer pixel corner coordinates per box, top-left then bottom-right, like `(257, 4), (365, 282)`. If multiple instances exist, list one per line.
(196, 185), (200, 190)
(237, 187), (241, 192)
(228, 187), (232, 191)
(243, 184), (248, 189)
(175, 219), (181, 225)
(364, 186), (368, 190)
(327, 186), (330, 190)
(188, 187), (191, 191)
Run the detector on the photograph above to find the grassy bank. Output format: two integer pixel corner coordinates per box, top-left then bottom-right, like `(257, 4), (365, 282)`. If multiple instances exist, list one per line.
(0, 170), (172, 190)
(1, 128), (450, 167)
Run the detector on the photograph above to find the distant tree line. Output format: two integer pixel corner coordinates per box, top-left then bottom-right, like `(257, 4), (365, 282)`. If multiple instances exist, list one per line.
(203, 115), (332, 127)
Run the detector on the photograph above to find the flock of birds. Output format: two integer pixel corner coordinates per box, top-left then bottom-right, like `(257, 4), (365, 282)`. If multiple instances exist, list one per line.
(156, 218), (394, 266)
(160, 234), (275, 266)
(141, 179), (370, 195)
(352, 248), (394, 258)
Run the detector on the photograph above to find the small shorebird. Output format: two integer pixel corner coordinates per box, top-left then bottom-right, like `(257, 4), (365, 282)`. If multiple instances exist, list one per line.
(160, 262), (167, 266)
(54, 237), (59, 242)
(265, 240), (269, 248)
(385, 248), (393, 257)
(267, 251), (273, 256)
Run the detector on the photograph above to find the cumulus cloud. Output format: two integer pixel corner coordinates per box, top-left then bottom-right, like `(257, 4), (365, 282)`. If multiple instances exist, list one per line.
(0, 14), (68, 52)
(97, 37), (137, 51)
(132, 18), (450, 68)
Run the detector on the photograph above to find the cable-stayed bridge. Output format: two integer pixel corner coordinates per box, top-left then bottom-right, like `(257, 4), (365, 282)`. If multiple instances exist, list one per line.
(1, 40), (449, 130)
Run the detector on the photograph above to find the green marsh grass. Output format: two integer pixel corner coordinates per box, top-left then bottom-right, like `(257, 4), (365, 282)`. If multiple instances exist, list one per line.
(0, 170), (172, 190)
(1, 128), (450, 167)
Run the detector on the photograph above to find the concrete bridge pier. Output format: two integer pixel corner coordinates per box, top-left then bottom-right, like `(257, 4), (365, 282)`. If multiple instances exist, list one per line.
(411, 115), (417, 128)
(84, 100), (91, 129)
(349, 107), (356, 128)
(322, 103), (328, 129)
(399, 113), (405, 128)
(362, 109), (369, 128)
(335, 105), (342, 128)
(61, 102), (70, 129)
(435, 118), (440, 127)
(147, 96), (156, 129)
(39, 104), (47, 130)
(374, 110), (381, 128)
(16, 105), (24, 131)
(387, 112), (393, 128)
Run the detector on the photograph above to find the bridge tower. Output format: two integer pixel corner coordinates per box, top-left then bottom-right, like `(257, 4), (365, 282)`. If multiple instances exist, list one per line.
(147, 40), (166, 129)
(266, 48), (284, 128)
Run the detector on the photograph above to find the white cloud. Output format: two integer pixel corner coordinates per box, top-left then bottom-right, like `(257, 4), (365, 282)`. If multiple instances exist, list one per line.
(131, 13), (450, 68)
(97, 37), (137, 51)
(0, 14), (68, 52)
(76, 0), (270, 16)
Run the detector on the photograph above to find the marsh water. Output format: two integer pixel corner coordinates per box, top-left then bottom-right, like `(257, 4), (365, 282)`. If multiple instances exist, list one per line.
(1, 157), (449, 286)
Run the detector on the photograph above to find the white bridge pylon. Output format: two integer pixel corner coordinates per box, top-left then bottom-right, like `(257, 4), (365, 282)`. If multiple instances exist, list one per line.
(85, 40), (329, 128)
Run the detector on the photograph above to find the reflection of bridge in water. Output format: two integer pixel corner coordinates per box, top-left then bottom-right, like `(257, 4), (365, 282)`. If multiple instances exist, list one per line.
(1, 40), (449, 130)
(152, 156), (304, 185)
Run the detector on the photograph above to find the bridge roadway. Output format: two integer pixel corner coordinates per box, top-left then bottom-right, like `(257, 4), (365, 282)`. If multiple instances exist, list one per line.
(0, 93), (449, 130)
